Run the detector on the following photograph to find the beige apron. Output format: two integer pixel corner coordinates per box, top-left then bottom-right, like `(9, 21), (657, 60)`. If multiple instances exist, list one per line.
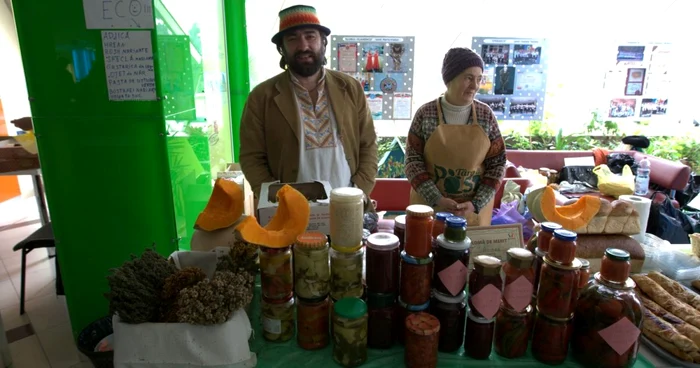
(409, 97), (495, 227)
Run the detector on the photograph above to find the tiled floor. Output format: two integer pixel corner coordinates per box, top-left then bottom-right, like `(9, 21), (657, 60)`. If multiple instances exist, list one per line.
(1, 196), (93, 368)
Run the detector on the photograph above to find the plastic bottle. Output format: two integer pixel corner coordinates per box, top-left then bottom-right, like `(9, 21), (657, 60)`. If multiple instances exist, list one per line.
(634, 157), (651, 196)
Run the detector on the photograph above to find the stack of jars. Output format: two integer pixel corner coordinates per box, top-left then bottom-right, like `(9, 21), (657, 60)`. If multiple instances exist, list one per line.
(365, 232), (401, 349)
(532, 222), (562, 303)
(260, 240), (297, 343)
(465, 254), (503, 359)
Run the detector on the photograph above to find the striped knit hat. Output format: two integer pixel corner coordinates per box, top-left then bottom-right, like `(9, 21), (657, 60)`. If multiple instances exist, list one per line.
(272, 5), (331, 44)
(442, 48), (484, 85)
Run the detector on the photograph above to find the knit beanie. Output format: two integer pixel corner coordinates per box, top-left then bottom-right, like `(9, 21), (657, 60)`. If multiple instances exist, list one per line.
(441, 48), (484, 85)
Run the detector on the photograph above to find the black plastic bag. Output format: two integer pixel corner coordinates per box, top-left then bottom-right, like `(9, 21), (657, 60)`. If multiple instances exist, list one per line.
(607, 153), (638, 175)
(647, 192), (693, 244)
(678, 174), (700, 209)
(558, 166), (598, 188)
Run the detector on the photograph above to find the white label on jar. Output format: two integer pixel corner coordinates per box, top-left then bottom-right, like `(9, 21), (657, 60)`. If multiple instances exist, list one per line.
(263, 317), (281, 334)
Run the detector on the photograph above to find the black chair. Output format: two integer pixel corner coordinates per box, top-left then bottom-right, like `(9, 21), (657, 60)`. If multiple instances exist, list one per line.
(12, 222), (55, 315)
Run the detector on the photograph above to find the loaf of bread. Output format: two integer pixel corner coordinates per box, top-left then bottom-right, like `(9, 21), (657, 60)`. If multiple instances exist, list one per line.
(574, 198), (641, 235)
(637, 288), (700, 347)
(575, 234), (644, 273)
(648, 271), (700, 310)
(632, 274), (700, 329)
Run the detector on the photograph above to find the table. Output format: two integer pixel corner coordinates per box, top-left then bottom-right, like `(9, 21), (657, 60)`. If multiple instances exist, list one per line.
(0, 168), (50, 226)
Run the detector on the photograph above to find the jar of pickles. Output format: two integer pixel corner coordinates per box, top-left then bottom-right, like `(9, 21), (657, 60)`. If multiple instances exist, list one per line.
(494, 304), (532, 359)
(330, 187), (365, 248)
(294, 232), (330, 299)
(400, 251), (433, 305)
(397, 297), (430, 345)
(431, 290), (466, 353)
(578, 258), (590, 290)
(434, 234), (470, 296)
(330, 245), (364, 300)
(332, 298), (368, 367)
(464, 309), (495, 360)
(404, 205), (434, 258)
(262, 294), (295, 342)
(366, 233), (400, 294)
(536, 257), (581, 319)
(532, 310), (573, 365)
(259, 246), (293, 300)
(549, 229), (578, 265)
(405, 313), (440, 368)
(394, 215), (406, 251)
(468, 255), (503, 320)
(503, 248), (534, 312)
(444, 216), (467, 242)
(367, 292), (396, 349)
(296, 295), (329, 350)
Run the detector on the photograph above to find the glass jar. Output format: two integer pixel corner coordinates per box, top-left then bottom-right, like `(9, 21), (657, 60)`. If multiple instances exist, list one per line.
(433, 212), (450, 239)
(494, 304), (533, 359)
(578, 258), (590, 290)
(503, 248), (535, 312)
(404, 204), (434, 258)
(296, 295), (329, 350)
(330, 245), (365, 300)
(464, 309), (495, 360)
(400, 251), (433, 305)
(330, 187), (365, 248)
(405, 312), (440, 368)
(430, 290), (467, 353)
(468, 255), (503, 319)
(536, 256), (581, 319)
(526, 230), (538, 253)
(366, 233), (400, 294)
(294, 232), (330, 299)
(601, 248), (632, 284)
(434, 234), (470, 296)
(259, 246), (293, 300)
(262, 294), (295, 342)
(394, 215), (406, 252)
(367, 292), (397, 349)
(397, 297), (430, 345)
(332, 298), (368, 367)
(537, 222), (562, 252)
(549, 229), (578, 265)
(533, 247), (546, 296)
(444, 216), (467, 242)
(532, 310), (573, 365)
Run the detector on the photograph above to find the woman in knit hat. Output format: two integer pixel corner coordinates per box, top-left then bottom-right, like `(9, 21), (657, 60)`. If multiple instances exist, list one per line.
(404, 48), (507, 225)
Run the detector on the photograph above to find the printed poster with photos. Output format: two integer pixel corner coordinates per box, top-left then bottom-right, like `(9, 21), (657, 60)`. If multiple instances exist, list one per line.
(603, 42), (671, 120)
(472, 37), (548, 121)
(330, 36), (416, 120)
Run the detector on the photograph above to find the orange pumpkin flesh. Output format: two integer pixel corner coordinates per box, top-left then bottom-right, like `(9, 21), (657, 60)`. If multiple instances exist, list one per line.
(540, 186), (600, 231)
(195, 178), (244, 231)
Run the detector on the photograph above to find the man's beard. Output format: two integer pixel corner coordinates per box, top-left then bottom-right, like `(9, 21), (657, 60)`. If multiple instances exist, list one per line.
(286, 50), (324, 77)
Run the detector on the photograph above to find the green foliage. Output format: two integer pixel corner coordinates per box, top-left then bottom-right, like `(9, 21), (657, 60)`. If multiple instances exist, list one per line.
(647, 136), (700, 173)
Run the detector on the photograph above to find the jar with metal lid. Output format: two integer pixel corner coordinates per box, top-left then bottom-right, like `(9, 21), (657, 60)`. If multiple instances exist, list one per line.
(578, 258), (590, 290)
(464, 309), (495, 360)
(330, 187), (365, 248)
(259, 246), (293, 300)
(397, 297), (430, 345)
(366, 233), (400, 294)
(549, 229), (578, 265)
(494, 304), (533, 358)
(537, 222), (562, 253)
(405, 312), (440, 368)
(601, 248), (632, 284)
(367, 292), (396, 349)
(296, 295), (329, 350)
(294, 232), (330, 299)
(262, 294), (295, 342)
(394, 215), (406, 251)
(443, 216), (467, 242)
(332, 298), (368, 367)
(430, 290), (466, 353)
(400, 251), (433, 305)
(433, 212), (451, 239)
(536, 257), (581, 319)
(404, 204), (434, 258)
(433, 234), (470, 296)
(532, 310), (573, 365)
(468, 255), (503, 319)
(330, 245), (364, 300)
(503, 248), (535, 312)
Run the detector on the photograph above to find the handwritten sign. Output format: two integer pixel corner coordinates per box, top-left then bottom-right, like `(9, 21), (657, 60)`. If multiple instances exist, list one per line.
(102, 31), (157, 101)
(466, 224), (524, 268)
(84, 0), (154, 29)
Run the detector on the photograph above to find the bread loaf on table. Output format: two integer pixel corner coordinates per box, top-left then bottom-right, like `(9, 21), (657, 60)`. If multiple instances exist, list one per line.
(575, 234), (644, 274)
(573, 198), (641, 235)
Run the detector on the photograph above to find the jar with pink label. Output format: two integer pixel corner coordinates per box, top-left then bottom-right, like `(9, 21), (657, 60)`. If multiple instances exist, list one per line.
(502, 248), (534, 313)
(433, 233), (471, 296)
(468, 255), (503, 320)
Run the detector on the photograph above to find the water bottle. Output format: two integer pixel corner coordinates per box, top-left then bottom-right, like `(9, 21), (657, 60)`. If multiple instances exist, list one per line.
(634, 157), (651, 196)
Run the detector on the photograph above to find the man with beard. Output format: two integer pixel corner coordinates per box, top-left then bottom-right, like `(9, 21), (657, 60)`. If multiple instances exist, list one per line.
(239, 5), (377, 209)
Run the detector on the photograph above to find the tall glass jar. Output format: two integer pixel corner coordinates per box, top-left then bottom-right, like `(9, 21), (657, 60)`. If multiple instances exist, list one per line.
(366, 233), (400, 294)
(503, 248), (535, 312)
(397, 297), (430, 345)
(404, 205), (434, 258)
(572, 249), (643, 368)
(394, 215), (406, 252)
(400, 251), (433, 305)
(464, 309), (495, 360)
(296, 295), (329, 350)
(536, 257), (581, 319)
(330, 187), (365, 248)
(262, 294), (295, 342)
(294, 232), (330, 299)
(549, 229), (578, 265)
(468, 255), (503, 319)
(405, 312), (440, 368)
(494, 304), (533, 358)
(330, 245), (364, 300)
(367, 292), (396, 349)
(430, 290), (467, 353)
(434, 234), (470, 296)
(532, 310), (573, 365)
(332, 298), (368, 367)
(259, 246), (293, 300)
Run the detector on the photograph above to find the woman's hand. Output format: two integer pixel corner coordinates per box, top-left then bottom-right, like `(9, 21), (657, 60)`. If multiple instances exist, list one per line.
(437, 197), (460, 212)
(453, 202), (476, 218)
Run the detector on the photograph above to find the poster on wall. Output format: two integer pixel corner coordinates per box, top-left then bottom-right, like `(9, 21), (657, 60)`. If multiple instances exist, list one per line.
(101, 30), (157, 101)
(330, 36), (416, 120)
(83, 0), (155, 29)
(472, 37), (549, 121)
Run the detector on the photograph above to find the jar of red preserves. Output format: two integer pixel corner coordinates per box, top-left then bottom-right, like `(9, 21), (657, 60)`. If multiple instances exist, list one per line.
(536, 256), (581, 319)
(394, 215), (406, 252)
(430, 290), (466, 352)
(531, 309), (573, 365)
(533, 247), (546, 299)
(259, 246), (293, 300)
(367, 292), (397, 349)
(578, 258), (590, 290)
(433, 234), (470, 296)
(503, 248), (535, 313)
(404, 205), (434, 258)
(296, 295), (329, 350)
(464, 309), (495, 360)
(366, 233), (400, 294)
(537, 222), (562, 252)
(433, 212), (450, 239)
(397, 297), (430, 345)
(405, 312), (440, 368)
(601, 248), (632, 284)
(549, 229), (578, 265)
(468, 255), (503, 320)
(400, 251), (433, 305)
(494, 304), (532, 359)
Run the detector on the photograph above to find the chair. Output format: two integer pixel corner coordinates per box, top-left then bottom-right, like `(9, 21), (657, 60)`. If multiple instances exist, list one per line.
(12, 222), (54, 315)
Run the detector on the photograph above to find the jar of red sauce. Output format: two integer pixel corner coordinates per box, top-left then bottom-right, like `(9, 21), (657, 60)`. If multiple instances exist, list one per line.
(533, 247), (546, 299)
(404, 205), (434, 258)
(536, 257), (581, 319)
(430, 290), (466, 353)
(404, 312), (440, 368)
(531, 309), (573, 365)
(394, 215), (406, 252)
(503, 248), (535, 313)
(397, 297), (430, 345)
(366, 233), (400, 294)
(537, 222), (562, 252)
(494, 304), (533, 359)
(468, 255), (503, 320)
(578, 258), (590, 290)
(296, 295), (329, 350)
(433, 212), (450, 239)
(464, 309), (495, 360)
(400, 251), (433, 305)
(601, 248), (632, 283)
(367, 292), (397, 349)
(549, 229), (578, 265)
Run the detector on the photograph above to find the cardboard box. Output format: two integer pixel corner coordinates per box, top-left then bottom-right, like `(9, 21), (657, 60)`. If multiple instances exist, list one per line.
(257, 181), (331, 234)
(220, 163), (255, 216)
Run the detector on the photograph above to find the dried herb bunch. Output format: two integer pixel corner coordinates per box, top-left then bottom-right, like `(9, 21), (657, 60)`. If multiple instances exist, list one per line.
(176, 270), (255, 325)
(160, 267), (207, 322)
(217, 239), (259, 275)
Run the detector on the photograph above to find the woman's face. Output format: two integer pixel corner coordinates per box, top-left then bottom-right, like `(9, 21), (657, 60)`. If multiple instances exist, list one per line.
(446, 66), (484, 105)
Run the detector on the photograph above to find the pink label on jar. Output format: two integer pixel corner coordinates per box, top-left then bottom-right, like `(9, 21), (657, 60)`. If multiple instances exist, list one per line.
(438, 260), (469, 296)
(471, 284), (502, 319)
(598, 317), (641, 355)
(504, 275), (533, 312)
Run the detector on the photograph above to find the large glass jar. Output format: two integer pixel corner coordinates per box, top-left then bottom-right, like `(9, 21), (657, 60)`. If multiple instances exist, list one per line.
(494, 304), (532, 359)
(532, 310), (573, 365)
(366, 233), (400, 294)
(578, 258), (591, 290)
(394, 215), (406, 252)
(397, 297), (430, 345)
(549, 229), (578, 265)
(294, 232), (330, 299)
(443, 216), (467, 242)
(572, 249), (643, 368)
(296, 295), (329, 350)
(405, 312), (440, 368)
(367, 292), (396, 349)
(400, 251), (433, 305)
(330, 187), (365, 248)
(330, 245), (364, 300)
(434, 234), (470, 296)
(537, 222), (562, 252)
(430, 290), (467, 353)
(464, 309), (495, 360)
(468, 255), (503, 319)
(536, 257), (581, 319)
(503, 248), (535, 312)
(404, 204), (434, 258)
(262, 294), (295, 342)
(332, 298), (368, 367)
(259, 246), (293, 300)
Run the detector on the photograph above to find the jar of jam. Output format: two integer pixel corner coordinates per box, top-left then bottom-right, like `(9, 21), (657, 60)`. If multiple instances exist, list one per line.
(464, 309), (495, 360)
(433, 234), (470, 296)
(394, 215), (406, 252)
(536, 256), (581, 319)
(404, 205), (434, 258)
(262, 294), (295, 342)
(444, 216), (467, 242)
(367, 292), (397, 349)
(330, 187), (365, 248)
(294, 232), (330, 300)
(332, 298), (368, 367)
(537, 222), (562, 252)
(430, 290), (466, 353)
(405, 312), (440, 368)
(366, 233), (400, 294)
(296, 295), (329, 350)
(601, 248), (632, 284)
(433, 212), (450, 239)
(503, 248), (535, 312)
(494, 304), (532, 358)
(259, 246), (293, 300)
(578, 258), (590, 290)
(549, 229), (578, 265)
(397, 297), (430, 345)
(531, 310), (573, 365)
(330, 245), (365, 300)
(533, 247), (546, 297)
(400, 251), (433, 305)
(468, 255), (503, 319)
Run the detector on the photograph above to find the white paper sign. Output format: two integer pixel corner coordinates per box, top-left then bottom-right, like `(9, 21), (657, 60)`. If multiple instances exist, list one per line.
(102, 31), (157, 101)
(393, 92), (412, 119)
(84, 0), (154, 29)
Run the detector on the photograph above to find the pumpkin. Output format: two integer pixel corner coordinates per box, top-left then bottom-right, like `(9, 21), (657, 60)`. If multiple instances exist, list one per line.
(236, 184), (310, 248)
(540, 186), (601, 231)
(195, 178), (244, 231)
(526, 187), (546, 223)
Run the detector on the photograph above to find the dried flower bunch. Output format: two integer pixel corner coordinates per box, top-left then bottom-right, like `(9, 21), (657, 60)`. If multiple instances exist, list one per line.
(160, 267), (207, 322)
(176, 270), (255, 325)
(217, 239), (259, 275)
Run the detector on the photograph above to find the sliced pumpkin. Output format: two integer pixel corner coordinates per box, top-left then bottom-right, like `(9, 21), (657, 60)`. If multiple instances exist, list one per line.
(195, 178), (244, 231)
(236, 184), (310, 248)
(540, 186), (601, 231)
